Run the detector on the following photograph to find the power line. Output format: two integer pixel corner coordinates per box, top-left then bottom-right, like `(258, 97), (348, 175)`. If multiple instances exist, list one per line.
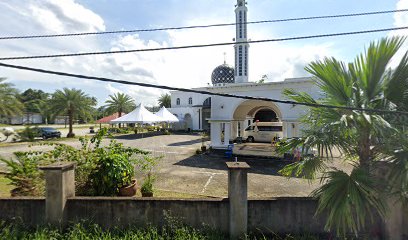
(1, 26), (407, 61)
(0, 61), (407, 116)
(0, 9), (407, 40)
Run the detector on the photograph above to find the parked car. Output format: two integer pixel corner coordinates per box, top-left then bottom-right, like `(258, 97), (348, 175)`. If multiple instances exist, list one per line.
(243, 122), (283, 143)
(37, 127), (61, 139)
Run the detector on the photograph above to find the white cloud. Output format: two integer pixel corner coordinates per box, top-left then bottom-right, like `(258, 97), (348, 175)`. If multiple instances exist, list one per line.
(0, 0), (335, 107)
(389, 0), (408, 67)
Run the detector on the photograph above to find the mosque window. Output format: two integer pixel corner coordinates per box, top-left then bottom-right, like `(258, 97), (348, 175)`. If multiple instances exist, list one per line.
(188, 97), (192, 105)
(176, 98), (180, 105)
(238, 46), (243, 76)
(244, 12), (247, 38)
(245, 46), (248, 76)
(239, 12), (242, 38)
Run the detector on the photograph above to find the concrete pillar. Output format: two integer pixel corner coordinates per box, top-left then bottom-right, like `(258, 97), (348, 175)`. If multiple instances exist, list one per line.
(224, 122), (231, 146)
(226, 161), (250, 239)
(211, 122), (222, 146)
(39, 162), (76, 226)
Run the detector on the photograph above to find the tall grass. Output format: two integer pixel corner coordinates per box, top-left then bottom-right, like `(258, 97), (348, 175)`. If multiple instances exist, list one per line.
(0, 220), (322, 240)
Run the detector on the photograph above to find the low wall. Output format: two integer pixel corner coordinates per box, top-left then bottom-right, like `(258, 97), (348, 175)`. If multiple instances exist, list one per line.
(66, 197), (229, 232)
(0, 198), (45, 225)
(248, 198), (325, 234)
(0, 197), (386, 237)
(0, 196), (331, 235)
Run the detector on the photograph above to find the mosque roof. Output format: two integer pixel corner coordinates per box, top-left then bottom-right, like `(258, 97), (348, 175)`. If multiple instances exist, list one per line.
(211, 63), (235, 85)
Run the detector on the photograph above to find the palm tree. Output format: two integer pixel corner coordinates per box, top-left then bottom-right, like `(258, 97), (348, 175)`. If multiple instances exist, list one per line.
(157, 93), (171, 108)
(50, 88), (96, 137)
(277, 37), (408, 236)
(0, 78), (24, 117)
(104, 92), (135, 128)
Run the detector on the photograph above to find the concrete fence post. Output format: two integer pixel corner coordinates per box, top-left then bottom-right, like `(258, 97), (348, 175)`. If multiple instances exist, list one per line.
(226, 161), (250, 240)
(39, 162), (76, 226)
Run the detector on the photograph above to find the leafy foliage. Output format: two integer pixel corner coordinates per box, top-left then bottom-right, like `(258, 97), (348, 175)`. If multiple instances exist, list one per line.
(1, 128), (151, 196)
(158, 93), (171, 108)
(17, 88), (50, 114)
(0, 78), (24, 117)
(277, 36), (408, 236)
(312, 167), (386, 236)
(141, 173), (155, 195)
(0, 151), (48, 196)
(50, 88), (96, 137)
(17, 126), (40, 142)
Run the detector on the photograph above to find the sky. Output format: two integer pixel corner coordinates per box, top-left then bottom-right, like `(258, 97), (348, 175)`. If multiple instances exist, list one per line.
(0, 0), (407, 107)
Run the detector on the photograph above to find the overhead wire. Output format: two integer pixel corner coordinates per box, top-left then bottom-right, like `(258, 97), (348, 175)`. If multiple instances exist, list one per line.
(0, 9), (407, 40)
(0, 62), (407, 116)
(1, 26), (407, 61)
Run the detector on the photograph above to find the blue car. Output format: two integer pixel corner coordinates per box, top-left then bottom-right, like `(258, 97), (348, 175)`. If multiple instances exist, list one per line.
(37, 127), (61, 139)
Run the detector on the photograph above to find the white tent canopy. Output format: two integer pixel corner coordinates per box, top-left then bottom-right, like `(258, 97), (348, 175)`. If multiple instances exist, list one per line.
(110, 104), (163, 124)
(155, 107), (179, 123)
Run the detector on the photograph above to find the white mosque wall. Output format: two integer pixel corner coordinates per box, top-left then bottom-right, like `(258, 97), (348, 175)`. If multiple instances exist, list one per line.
(168, 77), (321, 146)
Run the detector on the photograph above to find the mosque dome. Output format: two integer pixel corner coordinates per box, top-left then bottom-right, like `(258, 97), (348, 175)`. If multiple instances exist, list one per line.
(211, 64), (235, 85)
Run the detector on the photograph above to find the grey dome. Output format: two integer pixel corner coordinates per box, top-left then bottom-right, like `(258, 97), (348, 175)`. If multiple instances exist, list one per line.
(211, 64), (235, 85)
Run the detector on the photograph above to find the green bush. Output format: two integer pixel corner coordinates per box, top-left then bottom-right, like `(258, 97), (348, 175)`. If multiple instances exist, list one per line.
(141, 173), (155, 195)
(17, 126), (39, 142)
(1, 128), (151, 196)
(0, 152), (47, 196)
(90, 153), (134, 196)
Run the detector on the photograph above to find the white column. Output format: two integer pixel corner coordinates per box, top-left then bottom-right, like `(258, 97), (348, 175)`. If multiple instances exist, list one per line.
(211, 122), (221, 146)
(224, 122), (231, 146)
(287, 122), (293, 138)
(233, 121), (239, 138)
(282, 122), (288, 138)
(240, 121), (246, 137)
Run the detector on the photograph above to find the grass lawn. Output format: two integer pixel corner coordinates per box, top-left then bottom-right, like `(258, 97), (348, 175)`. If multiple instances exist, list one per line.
(0, 174), (12, 197)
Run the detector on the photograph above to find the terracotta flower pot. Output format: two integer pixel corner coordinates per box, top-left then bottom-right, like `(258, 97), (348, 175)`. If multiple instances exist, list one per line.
(119, 179), (137, 196)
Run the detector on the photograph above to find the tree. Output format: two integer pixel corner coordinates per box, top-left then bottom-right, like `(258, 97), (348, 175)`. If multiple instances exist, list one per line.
(0, 78), (24, 117)
(34, 100), (52, 124)
(157, 93), (171, 108)
(277, 37), (408, 236)
(18, 88), (50, 113)
(104, 92), (135, 128)
(50, 88), (96, 137)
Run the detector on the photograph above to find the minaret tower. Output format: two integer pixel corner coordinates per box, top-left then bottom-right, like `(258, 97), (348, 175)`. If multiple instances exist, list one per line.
(234, 0), (249, 83)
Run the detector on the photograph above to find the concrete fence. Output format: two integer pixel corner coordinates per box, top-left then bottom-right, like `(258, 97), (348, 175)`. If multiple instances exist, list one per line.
(0, 161), (407, 239)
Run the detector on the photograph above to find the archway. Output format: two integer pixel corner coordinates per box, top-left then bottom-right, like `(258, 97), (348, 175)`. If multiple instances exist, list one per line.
(232, 100), (283, 139)
(184, 113), (193, 131)
(254, 109), (278, 122)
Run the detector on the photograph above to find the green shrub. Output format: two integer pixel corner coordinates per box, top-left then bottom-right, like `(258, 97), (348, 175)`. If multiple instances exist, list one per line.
(17, 126), (39, 142)
(141, 173), (155, 195)
(90, 153), (134, 196)
(0, 152), (46, 196)
(2, 128), (151, 196)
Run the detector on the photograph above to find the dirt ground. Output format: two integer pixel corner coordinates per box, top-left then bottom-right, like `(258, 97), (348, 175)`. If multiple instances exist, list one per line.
(0, 133), (340, 198)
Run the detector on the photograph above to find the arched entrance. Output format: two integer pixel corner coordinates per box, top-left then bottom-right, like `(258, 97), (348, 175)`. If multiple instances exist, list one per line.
(184, 113), (193, 131)
(254, 109), (278, 122)
(232, 100), (283, 141)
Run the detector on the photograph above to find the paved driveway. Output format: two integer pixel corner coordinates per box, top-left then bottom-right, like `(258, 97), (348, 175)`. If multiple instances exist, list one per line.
(0, 133), (324, 198)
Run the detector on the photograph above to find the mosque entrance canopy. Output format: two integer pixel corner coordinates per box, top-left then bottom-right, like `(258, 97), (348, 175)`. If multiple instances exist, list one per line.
(233, 100), (282, 121)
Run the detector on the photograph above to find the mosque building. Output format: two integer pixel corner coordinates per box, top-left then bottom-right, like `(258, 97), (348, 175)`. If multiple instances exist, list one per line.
(168, 0), (320, 149)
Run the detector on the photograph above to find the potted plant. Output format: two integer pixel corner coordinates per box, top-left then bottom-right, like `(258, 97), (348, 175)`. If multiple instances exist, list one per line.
(141, 173), (155, 197)
(91, 152), (137, 196)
